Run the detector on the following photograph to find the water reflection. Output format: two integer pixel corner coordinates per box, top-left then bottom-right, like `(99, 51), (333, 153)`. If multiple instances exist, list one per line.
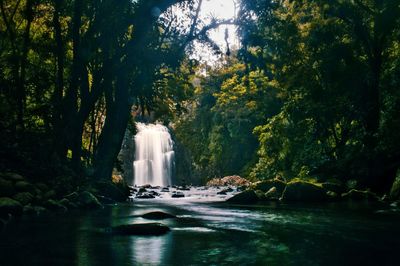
(131, 234), (172, 265)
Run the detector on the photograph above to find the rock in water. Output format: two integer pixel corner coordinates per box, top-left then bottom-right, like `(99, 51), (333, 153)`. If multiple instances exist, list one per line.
(171, 191), (184, 198)
(112, 223), (170, 236)
(0, 197), (23, 217)
(227, 190), (259, 204)
(136, 192), (155, 199)
(251, 179), (286, 194)
(281, 181), (328, 202)
(141, 211), (176, 220)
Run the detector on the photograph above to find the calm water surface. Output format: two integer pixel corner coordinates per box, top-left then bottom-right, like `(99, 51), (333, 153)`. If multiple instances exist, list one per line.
(1, 188), (400, 265)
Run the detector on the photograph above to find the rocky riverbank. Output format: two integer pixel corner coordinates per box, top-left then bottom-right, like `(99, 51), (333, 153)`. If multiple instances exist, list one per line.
(0, 172), (129, 231)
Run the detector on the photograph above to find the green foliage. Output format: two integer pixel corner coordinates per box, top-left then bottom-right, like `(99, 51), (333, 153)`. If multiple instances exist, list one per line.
(239, 0), (400, 191)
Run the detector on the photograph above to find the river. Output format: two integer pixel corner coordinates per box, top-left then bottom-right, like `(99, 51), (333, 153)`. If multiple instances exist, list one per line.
(1, 187), (400, 265)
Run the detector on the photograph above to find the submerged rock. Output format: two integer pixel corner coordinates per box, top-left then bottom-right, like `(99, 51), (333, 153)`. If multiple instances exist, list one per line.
(141, 211), (176, 220)
(0, 197), (23, 217)
(341, 189), (379, 201)
(281, 181), (328, 202)
(227, 190), (259, 204)
(112, 223), (170, 236)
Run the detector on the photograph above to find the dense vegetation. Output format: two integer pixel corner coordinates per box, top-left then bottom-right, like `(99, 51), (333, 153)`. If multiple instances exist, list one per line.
(173, 0), (400, 193)
(0, 0), (399, 195)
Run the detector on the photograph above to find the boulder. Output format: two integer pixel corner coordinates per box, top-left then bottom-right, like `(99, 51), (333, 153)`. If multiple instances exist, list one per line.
(281, 181), (328, 202)
(13, 192), (34, 205)
(36, 183), (49, 192)
(44, 199), (68, 212)
(23, 204), (48, 216)
(227, 190), (259, 204)
(251, 179), (286, 194)
(59, 198), (78, 209)
(255, 190), (267, 201)
(341, 189), (379, 201)
(43, 190), (56, 200)
(389, 170), (400, 200)
(322, 182), (345, 194)
(111, 223), (170, 236)
(136, 192), (155, 199)
(141, 211), (176, 220)
(217, 187), (234, 195)
(2, 172), (25, 182)
(171, 191), (185, 198)
(161, 187), (170, 192)
(0, 178), (15, 197)
(0, 197), (23, 217)
(77, 191), (103, 209)
(95, 181), (128, 202)
(138, 187), (147, 193)
(15, 181), (35, 194)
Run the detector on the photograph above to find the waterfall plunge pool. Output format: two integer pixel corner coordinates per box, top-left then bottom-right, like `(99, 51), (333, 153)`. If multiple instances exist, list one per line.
(1, 187), (400, 265)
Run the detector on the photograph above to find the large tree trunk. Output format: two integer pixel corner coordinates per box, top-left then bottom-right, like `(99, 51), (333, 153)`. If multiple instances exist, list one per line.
(93, 73), (131, 181)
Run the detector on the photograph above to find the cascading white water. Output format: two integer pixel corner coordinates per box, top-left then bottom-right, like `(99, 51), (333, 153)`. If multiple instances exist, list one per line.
(133, 123), (175, 187)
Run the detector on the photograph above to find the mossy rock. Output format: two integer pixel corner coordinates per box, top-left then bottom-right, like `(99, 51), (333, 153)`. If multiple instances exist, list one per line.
(251, 179), (286, 194)
(77, 191), (103, 209)
(341, 189), (379, 201)
(227, 190), (259, 204)
(23, 204), (48, 216)
(95, 181), (128, 202)
(15, 181), (35, 194)
(0, 178), (15, 197)
(2, 172), (25, 182)
(36, 183), (49, 192)
(13, 192), (34, 205)
(44, 199), (68, 212)
(281, 181), (329, 202)
(0, 197), (23, 217)
(111, 223), (170, 236)
(43, 190), (56, 200)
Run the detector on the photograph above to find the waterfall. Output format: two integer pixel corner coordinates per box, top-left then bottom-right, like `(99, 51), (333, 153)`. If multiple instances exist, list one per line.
(133, 123), (175, 186)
